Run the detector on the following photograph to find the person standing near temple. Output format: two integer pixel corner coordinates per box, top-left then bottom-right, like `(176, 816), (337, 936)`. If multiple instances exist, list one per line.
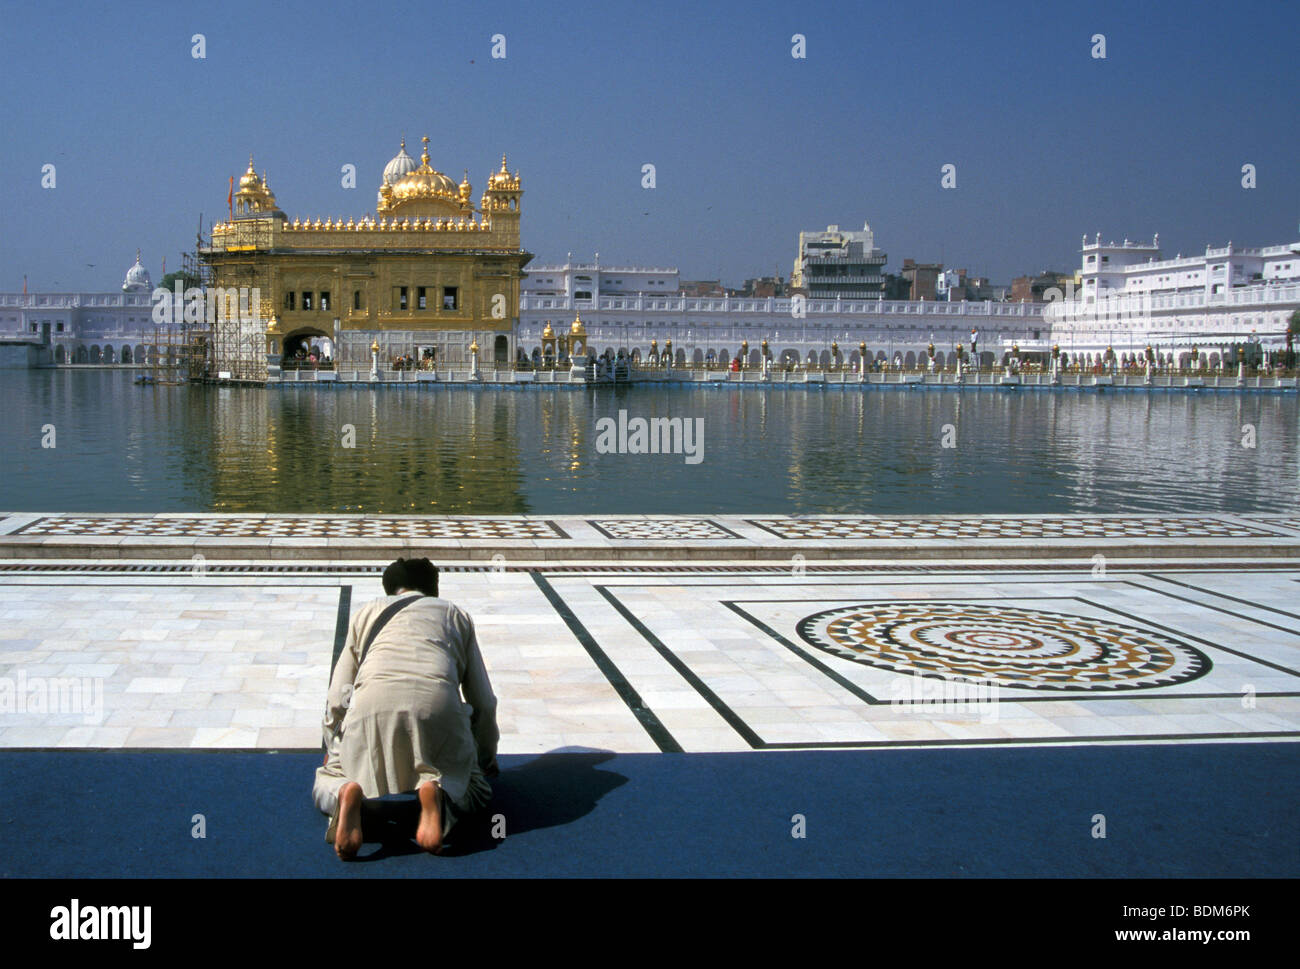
(314, 557), (499, 859)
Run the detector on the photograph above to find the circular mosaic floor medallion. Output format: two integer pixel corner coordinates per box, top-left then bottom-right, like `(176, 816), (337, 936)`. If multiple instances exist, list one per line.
(796, 602), (1210, 691)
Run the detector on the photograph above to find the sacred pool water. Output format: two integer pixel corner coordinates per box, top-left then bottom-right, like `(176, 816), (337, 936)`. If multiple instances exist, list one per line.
(5, 370), (1297, 515)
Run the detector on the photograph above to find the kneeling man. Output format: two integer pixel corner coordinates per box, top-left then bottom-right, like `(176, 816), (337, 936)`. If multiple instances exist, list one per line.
(314, 557), (499, 859)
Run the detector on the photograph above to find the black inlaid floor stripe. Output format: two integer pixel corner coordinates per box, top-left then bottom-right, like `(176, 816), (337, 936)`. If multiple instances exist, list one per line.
(529, 571), (681, 753)
(594, 585), (765, 749)
(1140, 571), (1300, 621)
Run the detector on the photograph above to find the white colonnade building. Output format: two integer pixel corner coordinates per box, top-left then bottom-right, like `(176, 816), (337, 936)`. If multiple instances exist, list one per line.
(1044, 234), (1300, 368)
(518, 258), (1042, 370)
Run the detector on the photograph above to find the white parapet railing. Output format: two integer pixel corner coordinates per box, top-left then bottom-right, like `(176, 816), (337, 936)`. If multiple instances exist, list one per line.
(521, 294), (1046, 319)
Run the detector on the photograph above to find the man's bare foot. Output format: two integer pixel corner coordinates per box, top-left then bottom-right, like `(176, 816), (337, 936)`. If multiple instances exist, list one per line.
(334, 782), (364, 860)
(416, 780), (445, 854)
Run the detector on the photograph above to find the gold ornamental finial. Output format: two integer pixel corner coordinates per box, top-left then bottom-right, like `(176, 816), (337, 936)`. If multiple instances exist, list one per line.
(136, 248), (141, 263)
(400, 135), (406, 150)
(421, 135), (430, 165)
(500, 153), (508, 172)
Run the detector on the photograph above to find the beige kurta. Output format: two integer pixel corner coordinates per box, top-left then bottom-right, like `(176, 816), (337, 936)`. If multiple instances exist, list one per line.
(313, 593), (498, 832)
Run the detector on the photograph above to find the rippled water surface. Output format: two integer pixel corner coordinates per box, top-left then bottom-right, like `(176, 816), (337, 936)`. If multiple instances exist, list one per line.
(3, 370), (1297, 514)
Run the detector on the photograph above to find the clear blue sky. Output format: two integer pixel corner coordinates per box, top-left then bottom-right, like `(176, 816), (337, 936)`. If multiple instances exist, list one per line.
(2, 0), (1297, 291)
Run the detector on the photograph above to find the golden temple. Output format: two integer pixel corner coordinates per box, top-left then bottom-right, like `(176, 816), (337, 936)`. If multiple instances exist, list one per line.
(200, 136), (530, 377)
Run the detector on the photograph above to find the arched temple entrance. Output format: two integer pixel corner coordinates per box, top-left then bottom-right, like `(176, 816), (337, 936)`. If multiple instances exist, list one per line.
(283, 328), (331, 363)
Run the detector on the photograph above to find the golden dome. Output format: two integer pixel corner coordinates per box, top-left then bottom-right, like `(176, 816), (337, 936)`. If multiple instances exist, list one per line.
(379, 135), (460, 216)
(459, 170), (472, 198)
(238, 156), (261, 190)
(569, 312), (586, 336)
(488, 153), (517, 189)
(542, 321), (555, 339)
(233, 156), (277, 215)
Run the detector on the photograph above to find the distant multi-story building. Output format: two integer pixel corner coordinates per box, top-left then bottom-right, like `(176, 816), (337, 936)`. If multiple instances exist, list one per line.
(737, 276), (786, 298)
(933, 268), (1002, 302)
(1075, 233), (1300, 299)
(790, 223), (887, 299)
(899, 259), (942, 301)
(679, 280), (726, 297)
(1011, 271), (1075, 302)
(1044, 233), (1300, 364)
(936, 268), (969, 302)
(521, 258), (679, 300)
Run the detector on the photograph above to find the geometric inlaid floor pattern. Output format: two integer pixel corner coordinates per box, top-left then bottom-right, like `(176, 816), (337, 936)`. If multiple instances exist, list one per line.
(587, 518), (744, 541)
(2, 561), (1297, 753)
(6, 514), (1298, 544)
(10, 516), (567, 539)
(746, 516), (1282, 540)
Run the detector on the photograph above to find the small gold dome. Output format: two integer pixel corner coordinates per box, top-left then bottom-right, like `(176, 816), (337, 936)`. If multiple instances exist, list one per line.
(542, 321), (555, 339)
(233, 156), (277, 215)
(239, 156), (261, 190)
(488, 153), (517, 189)
(569, 312), (586, 336)
(489, 155), (507, 185)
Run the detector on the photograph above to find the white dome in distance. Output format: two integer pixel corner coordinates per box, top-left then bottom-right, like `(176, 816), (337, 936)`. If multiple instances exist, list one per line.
(382, 139), (418, 184)
(123, 250), (151, 291)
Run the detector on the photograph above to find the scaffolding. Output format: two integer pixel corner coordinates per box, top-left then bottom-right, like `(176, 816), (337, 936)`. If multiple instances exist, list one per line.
(192, 216), (271, 382)
(136, 321), (207, 384)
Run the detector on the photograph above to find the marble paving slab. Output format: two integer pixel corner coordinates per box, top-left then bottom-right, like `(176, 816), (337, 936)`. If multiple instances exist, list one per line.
(1, 557), (1296, 753)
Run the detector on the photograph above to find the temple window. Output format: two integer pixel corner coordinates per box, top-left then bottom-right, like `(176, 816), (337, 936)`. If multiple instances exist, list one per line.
(353, 290), (362, 310)
(302, 292), (313, 310)
(417, 286), (427, 310)
(285, 292), (296, 311)
(442, 287), (458, 310)
(320, 292), (330, 311)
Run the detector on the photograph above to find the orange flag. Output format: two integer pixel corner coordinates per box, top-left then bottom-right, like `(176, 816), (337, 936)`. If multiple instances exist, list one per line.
(228, 176), (234, 218)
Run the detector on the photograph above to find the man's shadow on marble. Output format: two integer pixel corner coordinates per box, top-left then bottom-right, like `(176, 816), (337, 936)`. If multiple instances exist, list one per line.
(345, 748), (628, 861)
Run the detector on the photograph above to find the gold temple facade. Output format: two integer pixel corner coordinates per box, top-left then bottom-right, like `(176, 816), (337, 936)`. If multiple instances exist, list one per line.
(200, 137), (530, 378)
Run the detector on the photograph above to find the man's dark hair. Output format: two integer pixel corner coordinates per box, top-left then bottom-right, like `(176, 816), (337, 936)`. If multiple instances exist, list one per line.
(382, 557), (439, 597)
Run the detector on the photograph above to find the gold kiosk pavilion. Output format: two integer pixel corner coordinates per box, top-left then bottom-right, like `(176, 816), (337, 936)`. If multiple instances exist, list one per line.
(199, 137), (531, 379)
